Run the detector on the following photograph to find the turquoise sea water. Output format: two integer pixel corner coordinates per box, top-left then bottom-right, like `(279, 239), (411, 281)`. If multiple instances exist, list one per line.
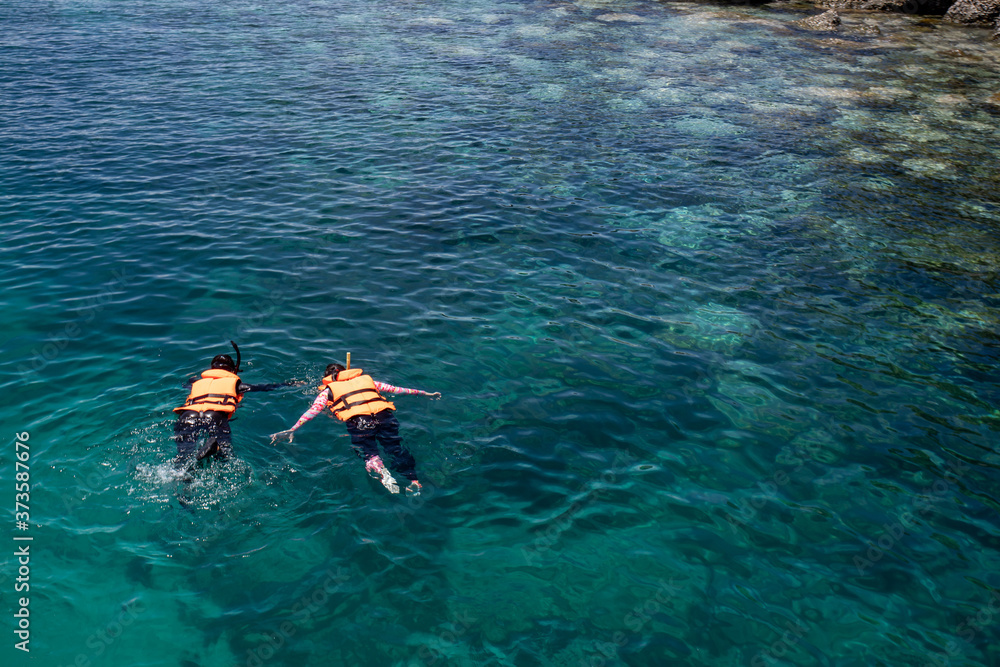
(2, 0), (1000, 665)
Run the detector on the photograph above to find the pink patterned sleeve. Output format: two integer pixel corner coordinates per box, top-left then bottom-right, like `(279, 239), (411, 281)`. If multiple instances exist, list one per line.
(290, 391), (329, 431)
(374, 380), (433, 397)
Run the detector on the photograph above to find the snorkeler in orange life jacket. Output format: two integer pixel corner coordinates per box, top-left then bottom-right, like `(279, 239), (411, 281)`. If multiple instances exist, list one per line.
(270, 360), (440, 496)
(174, 342), (296, 468)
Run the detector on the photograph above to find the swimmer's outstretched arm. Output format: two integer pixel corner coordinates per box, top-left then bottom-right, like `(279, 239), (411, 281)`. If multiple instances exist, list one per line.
(240, 380), (302, 393)
(374, 380), (441, 399)
(270, 390), (329, 444)
(184, 378), (301, 390)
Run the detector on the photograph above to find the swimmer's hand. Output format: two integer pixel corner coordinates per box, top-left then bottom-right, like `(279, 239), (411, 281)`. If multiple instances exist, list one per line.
(270, 430), (294, 445)
(427, 392), (441, 400)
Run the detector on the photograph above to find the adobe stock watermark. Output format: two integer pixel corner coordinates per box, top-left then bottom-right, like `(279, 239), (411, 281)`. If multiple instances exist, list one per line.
(17, 267), (131, 378)
(233, 231), (349, 340)
(922, 589), (1000, 667)
(59, 454), (145, 519)
(244, 566), (353, 666)
(233, 258), (322, 340)
(725, 434), (825, 533)
(521, 449), (640, 566)
(13, 431), (33, 653)
(750, 616), (811, 667)
(577, 578), (681, 667)
(417, 608), (479, 666)
(393, 440), (481, 527)
(854, 457), (969, 574)
(161, 492), (257, 557)
(53, 598), (147, 667)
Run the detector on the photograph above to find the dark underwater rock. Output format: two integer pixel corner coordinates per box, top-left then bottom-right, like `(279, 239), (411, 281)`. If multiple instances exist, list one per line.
(820, 0), (952, 14)
(944, 0), (1000, 23)
(795, 8), (843, 29)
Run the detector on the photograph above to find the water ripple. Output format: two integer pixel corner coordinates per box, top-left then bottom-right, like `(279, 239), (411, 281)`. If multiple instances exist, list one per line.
(2, 0), (1000, 664)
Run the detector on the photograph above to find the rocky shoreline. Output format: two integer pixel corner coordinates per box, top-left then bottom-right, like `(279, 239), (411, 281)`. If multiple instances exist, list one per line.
(798, 0), (1000, 39)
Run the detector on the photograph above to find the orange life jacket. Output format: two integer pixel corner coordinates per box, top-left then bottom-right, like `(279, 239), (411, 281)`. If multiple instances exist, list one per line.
(319, 368), (395, 421)
(174, 369), (243, 414)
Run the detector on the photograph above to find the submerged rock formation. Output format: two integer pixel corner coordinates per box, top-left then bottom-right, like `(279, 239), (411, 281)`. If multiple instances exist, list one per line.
(792, 8), (885, 34)
(795, 8), (842, 29)
(835, 0), (1000, 35)
(944, 0), (1000, 24)
(690, 0), (1000, 40)
(820, 0), (953, 13)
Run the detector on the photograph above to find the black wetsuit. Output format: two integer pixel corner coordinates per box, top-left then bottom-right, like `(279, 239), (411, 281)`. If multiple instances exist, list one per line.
(344, 409), (418, 482)
(174, 380), (289, 466)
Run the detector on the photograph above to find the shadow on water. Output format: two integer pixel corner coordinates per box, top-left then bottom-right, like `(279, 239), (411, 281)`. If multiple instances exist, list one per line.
(122, 421), (459, 667)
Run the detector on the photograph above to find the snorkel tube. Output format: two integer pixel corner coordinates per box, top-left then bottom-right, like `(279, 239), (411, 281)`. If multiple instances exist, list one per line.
(230, 340), (241, 373)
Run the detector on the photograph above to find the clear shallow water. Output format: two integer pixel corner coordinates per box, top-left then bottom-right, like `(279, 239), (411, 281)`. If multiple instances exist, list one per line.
(2, 0), (1000, 665)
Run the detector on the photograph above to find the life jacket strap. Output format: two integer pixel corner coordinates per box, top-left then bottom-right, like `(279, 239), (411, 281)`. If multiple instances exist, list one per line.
(184, 393), (238, 407)
(331, 388), (384, 415)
